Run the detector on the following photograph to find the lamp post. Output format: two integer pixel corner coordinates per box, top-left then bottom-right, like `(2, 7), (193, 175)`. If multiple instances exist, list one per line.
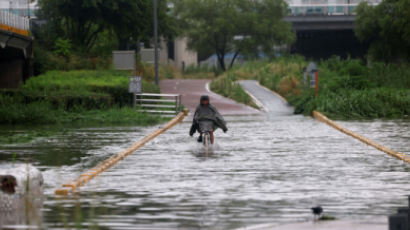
(153, 0), (159, 85)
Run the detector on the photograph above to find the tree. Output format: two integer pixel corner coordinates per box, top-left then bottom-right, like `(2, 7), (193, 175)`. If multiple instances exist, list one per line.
(37, 0), (176, 52)
(101, 0), (176, 50)
(355, 0), (410, 62)
(172, 0), (295, 71)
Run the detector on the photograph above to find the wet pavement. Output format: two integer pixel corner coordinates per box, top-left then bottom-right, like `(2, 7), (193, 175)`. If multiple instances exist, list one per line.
(160, 79), (260, 115)
(0, 80), (409, 229)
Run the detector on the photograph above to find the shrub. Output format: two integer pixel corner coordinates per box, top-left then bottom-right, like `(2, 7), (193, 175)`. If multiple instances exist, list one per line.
(211, 56), (410, 119)
(0, 70), (161, 125)
(54, 38), (72, 57)
(210, 73), (257, 108)
(33, 45), (112, 75)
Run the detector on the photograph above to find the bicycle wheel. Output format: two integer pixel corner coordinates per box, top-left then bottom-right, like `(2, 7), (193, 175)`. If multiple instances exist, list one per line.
(203, 132), (210, 150)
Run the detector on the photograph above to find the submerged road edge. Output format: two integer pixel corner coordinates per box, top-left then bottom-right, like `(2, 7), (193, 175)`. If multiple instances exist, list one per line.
(55, 109), (189, 196)
(313, 111), (410, 163)
(241, 80), (409, 163)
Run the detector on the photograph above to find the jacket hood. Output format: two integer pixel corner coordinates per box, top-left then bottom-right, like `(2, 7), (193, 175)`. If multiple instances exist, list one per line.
(200, 95), (210, 104)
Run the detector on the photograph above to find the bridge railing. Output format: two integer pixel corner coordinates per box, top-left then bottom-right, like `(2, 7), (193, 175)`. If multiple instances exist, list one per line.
(0, 10), (30, 36)
(288, 2), (379, 16)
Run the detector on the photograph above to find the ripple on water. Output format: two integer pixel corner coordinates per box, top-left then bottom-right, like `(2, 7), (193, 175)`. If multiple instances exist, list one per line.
(0, 115), (409, 229)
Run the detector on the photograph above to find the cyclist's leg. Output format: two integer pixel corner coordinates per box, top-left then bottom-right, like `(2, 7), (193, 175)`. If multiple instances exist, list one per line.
(210, 131), (214, 144)
(197, 132), (203, 142)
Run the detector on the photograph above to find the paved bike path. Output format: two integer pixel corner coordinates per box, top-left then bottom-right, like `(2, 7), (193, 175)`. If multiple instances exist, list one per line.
(160, 79), (260, 115)
(239, 80), (293, 117)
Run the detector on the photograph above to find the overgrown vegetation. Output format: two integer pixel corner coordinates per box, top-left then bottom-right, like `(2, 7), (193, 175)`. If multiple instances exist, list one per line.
(0, 70), (163, 125)
(33, 45), (113, 75)
(213, 57), (410, 119)
(36, 0), (175, 52)
(355, 0), (410, 62)
(0, 128), (58, 145)
(31, 0), (177, 76)
(210, 72), (258, 108)
(182, 64), (217, 79)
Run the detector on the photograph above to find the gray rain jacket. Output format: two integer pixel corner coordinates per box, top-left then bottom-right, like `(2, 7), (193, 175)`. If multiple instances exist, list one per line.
(193, 104), (227, 131)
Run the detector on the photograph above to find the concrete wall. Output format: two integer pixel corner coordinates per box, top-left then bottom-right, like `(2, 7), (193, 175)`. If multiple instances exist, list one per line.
(174, 37), (197, 70)
(112, 50), (135, 70)
(139, 37), (197, 70)
(150, 37), (197, 70)
(159, 39), (169, 65)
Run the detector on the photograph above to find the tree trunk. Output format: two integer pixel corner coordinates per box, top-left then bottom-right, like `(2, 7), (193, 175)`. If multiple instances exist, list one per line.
(229, 51), (240, 69)
(217, 52), (226, 71)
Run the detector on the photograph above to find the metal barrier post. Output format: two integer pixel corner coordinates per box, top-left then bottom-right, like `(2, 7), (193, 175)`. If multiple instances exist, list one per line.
(175, 95), (178, 114)
(179, 95), (182, 112)
(134, 93), (182, 116)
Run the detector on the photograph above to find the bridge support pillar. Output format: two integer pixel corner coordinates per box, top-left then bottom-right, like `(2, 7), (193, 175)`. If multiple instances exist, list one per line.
(0, 58), (26, 88)
(0, 32), (33, 89)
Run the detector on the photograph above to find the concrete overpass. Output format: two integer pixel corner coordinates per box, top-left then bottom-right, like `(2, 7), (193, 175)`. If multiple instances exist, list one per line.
(285, 15), (355, 31)
(284, 1), (379, 59)
(0, 11), (33, 88)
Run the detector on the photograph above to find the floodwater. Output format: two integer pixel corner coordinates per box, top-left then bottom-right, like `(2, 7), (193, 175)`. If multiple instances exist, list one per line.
(0, 81), (409, 229)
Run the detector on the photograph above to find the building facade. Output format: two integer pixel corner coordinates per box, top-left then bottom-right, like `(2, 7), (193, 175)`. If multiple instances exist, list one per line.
(0, 0), (37, 17)
(286, 0), (382, 16)
(141, 37), (198, 70)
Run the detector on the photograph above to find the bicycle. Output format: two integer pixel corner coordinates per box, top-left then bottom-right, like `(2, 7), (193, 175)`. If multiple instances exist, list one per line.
(203, 131), (211, 154)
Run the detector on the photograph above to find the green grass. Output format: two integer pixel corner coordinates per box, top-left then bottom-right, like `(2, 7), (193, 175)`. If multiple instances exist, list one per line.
(62, 107), (166, 125)
(0, 128), (57, 145)
(0, 70), (164, 126)
(210, 72), (258, 108)
(181, 64), (218, 79)
(289, 57), (410, 119)
(20, 70), (159, 108)
(0, 107), (166, 145)
(319, 215), (336, 221)
(213, 56), (410, 119)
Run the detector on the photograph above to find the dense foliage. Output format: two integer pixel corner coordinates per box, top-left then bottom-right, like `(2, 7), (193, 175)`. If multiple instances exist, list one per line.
(355, 0), (410, 62)
(172, 0), (294, 71)
(37, 0), (175, 52)
(0, 70), (161, 125)
(212, 57), (410, 119)
(31, 0), (176, 75)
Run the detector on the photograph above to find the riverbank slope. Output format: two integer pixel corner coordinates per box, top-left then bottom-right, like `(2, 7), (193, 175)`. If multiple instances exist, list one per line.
(211, 57), (410, 120)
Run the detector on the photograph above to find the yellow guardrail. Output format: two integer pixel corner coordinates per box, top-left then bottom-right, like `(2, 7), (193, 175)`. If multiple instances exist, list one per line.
(313, 111), (410, 163)
(0, 23), (29, 36)
(55, 109), (189, 196)
(0, 11), (30, 37)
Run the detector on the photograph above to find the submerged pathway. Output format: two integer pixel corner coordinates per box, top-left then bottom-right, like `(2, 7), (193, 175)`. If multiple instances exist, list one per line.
(2, 80), (409, 229)
(160, 79), (260, 115)
(237, 80), (388, 229)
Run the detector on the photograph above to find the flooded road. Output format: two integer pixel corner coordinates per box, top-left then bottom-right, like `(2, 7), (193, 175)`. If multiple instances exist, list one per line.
(1, 81), (409, 229)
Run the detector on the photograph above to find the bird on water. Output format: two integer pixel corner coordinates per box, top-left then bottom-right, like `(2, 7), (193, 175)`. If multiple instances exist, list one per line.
(311, 206), (323, 220)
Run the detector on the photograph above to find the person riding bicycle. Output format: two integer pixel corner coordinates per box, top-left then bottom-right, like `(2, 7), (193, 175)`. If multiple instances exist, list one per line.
(189, 95), (227, 144)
